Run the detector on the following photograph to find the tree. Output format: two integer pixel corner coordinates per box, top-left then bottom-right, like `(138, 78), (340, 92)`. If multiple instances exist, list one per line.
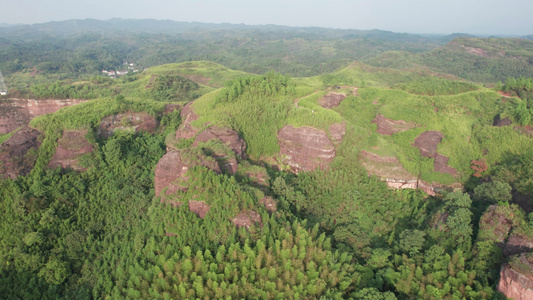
(399, 230), (426, 256)
(444, 192), (473, 245)
(473, 181), (512, 204)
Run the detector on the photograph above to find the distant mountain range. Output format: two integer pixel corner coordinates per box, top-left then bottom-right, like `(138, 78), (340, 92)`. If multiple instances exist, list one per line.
(0, 18), (478, 42)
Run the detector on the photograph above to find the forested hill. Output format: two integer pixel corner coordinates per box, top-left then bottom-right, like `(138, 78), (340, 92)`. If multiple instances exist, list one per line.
(1, 20), (533, 299)
(0, 18), (452, 41)
(0, 18), (451, 80)
(366, 37), (533, 82)
(1, 58), (533, 299)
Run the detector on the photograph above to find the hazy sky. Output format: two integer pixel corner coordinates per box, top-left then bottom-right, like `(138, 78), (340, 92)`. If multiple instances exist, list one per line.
(3, 0), (533, 35)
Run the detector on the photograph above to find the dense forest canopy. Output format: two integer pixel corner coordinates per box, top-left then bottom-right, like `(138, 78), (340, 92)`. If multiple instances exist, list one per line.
(1, 20), (533, 299)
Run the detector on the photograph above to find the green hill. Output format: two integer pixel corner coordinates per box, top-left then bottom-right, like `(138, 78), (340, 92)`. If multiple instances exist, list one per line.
(365, 37), (533, 83)
(1, 58), (533, 299)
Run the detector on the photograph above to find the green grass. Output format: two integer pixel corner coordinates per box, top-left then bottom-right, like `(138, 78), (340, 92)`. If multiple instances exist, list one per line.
(12, 59), (533, 188)
(0, 128), (20, 144)
(191, 73), (343, 159)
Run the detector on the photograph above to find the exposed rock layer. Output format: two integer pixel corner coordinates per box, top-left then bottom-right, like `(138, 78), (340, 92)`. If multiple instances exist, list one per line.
(154, 150), (221, 197)
(329, 122), (346, 145)
(232, 210), (262, 228)
(0, 127), (42, 179)
(0, 99), (88, 134)
(498, 253), (533, 300)
(259, 197), (277, 214)
(413, 131), (443, 158)
(175, 102), (200, 140)
(373, 114), (416, 135)
(49, 130), (93, 170)
(193, 127), (246, 159)
(318, 93), (345, 109)
(505, 233), (533, 257)
(277, 125), (335, 172)
(98, 112), (157, 137)
(413, 131), (457, 175)
(360, 150), (448, 196)
(189, 201), (210, 218)
(477, 205), (513, 246)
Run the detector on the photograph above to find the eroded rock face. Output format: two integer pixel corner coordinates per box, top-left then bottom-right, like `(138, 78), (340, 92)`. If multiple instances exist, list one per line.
(259, 196), (277, 214)
(360, 150), (440, 196)
(329, 122), (346, 145)
(373, 114), (416, 136)
(154, 150), (221, 197)
(413, 131), (443, 158)
(494, 116), (512, 127)
(98, 112), (157, 137)
(164, 103), (182, 114)
(385, 180), (437, 196)
(318, 93), (345, 109)
(498, 253), (533, 300)
(191, 126), (247, 174)
(434, 154), (457, 175)
(477, 205), (514, 246)
(505, 233), (533, 257)
(175, 102), (200, 140)
(193, 127), (246, 159)
(361, 150), (415, 180)
(0, 99), (88, 134)
(189, 201), (210, 218)
(278, 125), (335, 172)
(232, 210), (262, 228)
(413, 131), (457, 175)
(49, 130), (93, 170)
(245, 170), (270, 189)
(0, 127), (42, 179)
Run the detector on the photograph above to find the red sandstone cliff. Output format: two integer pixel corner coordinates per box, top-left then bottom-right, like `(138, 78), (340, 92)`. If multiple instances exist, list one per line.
(0, 99), (88, 134)
(49, 130), (93, 170)
(98, 112), (158, 137)
(498, 253), (533, 300)
(0, 127), (42, 179)
(277, 125), (336, 172)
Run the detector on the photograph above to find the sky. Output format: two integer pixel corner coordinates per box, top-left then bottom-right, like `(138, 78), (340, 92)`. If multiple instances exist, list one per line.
(2, 0), (533, 35)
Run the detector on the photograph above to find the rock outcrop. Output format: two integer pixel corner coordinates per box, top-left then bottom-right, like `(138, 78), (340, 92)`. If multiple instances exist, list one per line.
(193, 127), (246, 158)
(0, 127), (42, 179)
(493, 116), (512, 127)
(188, 201), (210, 218)
(413, 131), (443, 158)
(433, 154), (457, 175)
(175, 102), (200, 140)
(191, 126), (246, 174)
(505, 232), (533, 257)
(413, 131), (457, 175)
(0, 99), (88, 134)
(259, 196), (277, 214)
(329, 122), (346, 145)
(498, 253), (533, 300)
(373, 114), (416, 135)
(98, 112), (157, 137)
(154, 150), (221, 197)
(477, 205), (533, 299)
(318, 93), (345, 109)
(477, 205), (514, 246)
(277, 125), (336, 172)
(49, 130), (93, 170)
(232, 210), (262, 228)
(360, 150), (443, 196)
(477, 204), (533, 255)
(164, 103), (182, 114)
